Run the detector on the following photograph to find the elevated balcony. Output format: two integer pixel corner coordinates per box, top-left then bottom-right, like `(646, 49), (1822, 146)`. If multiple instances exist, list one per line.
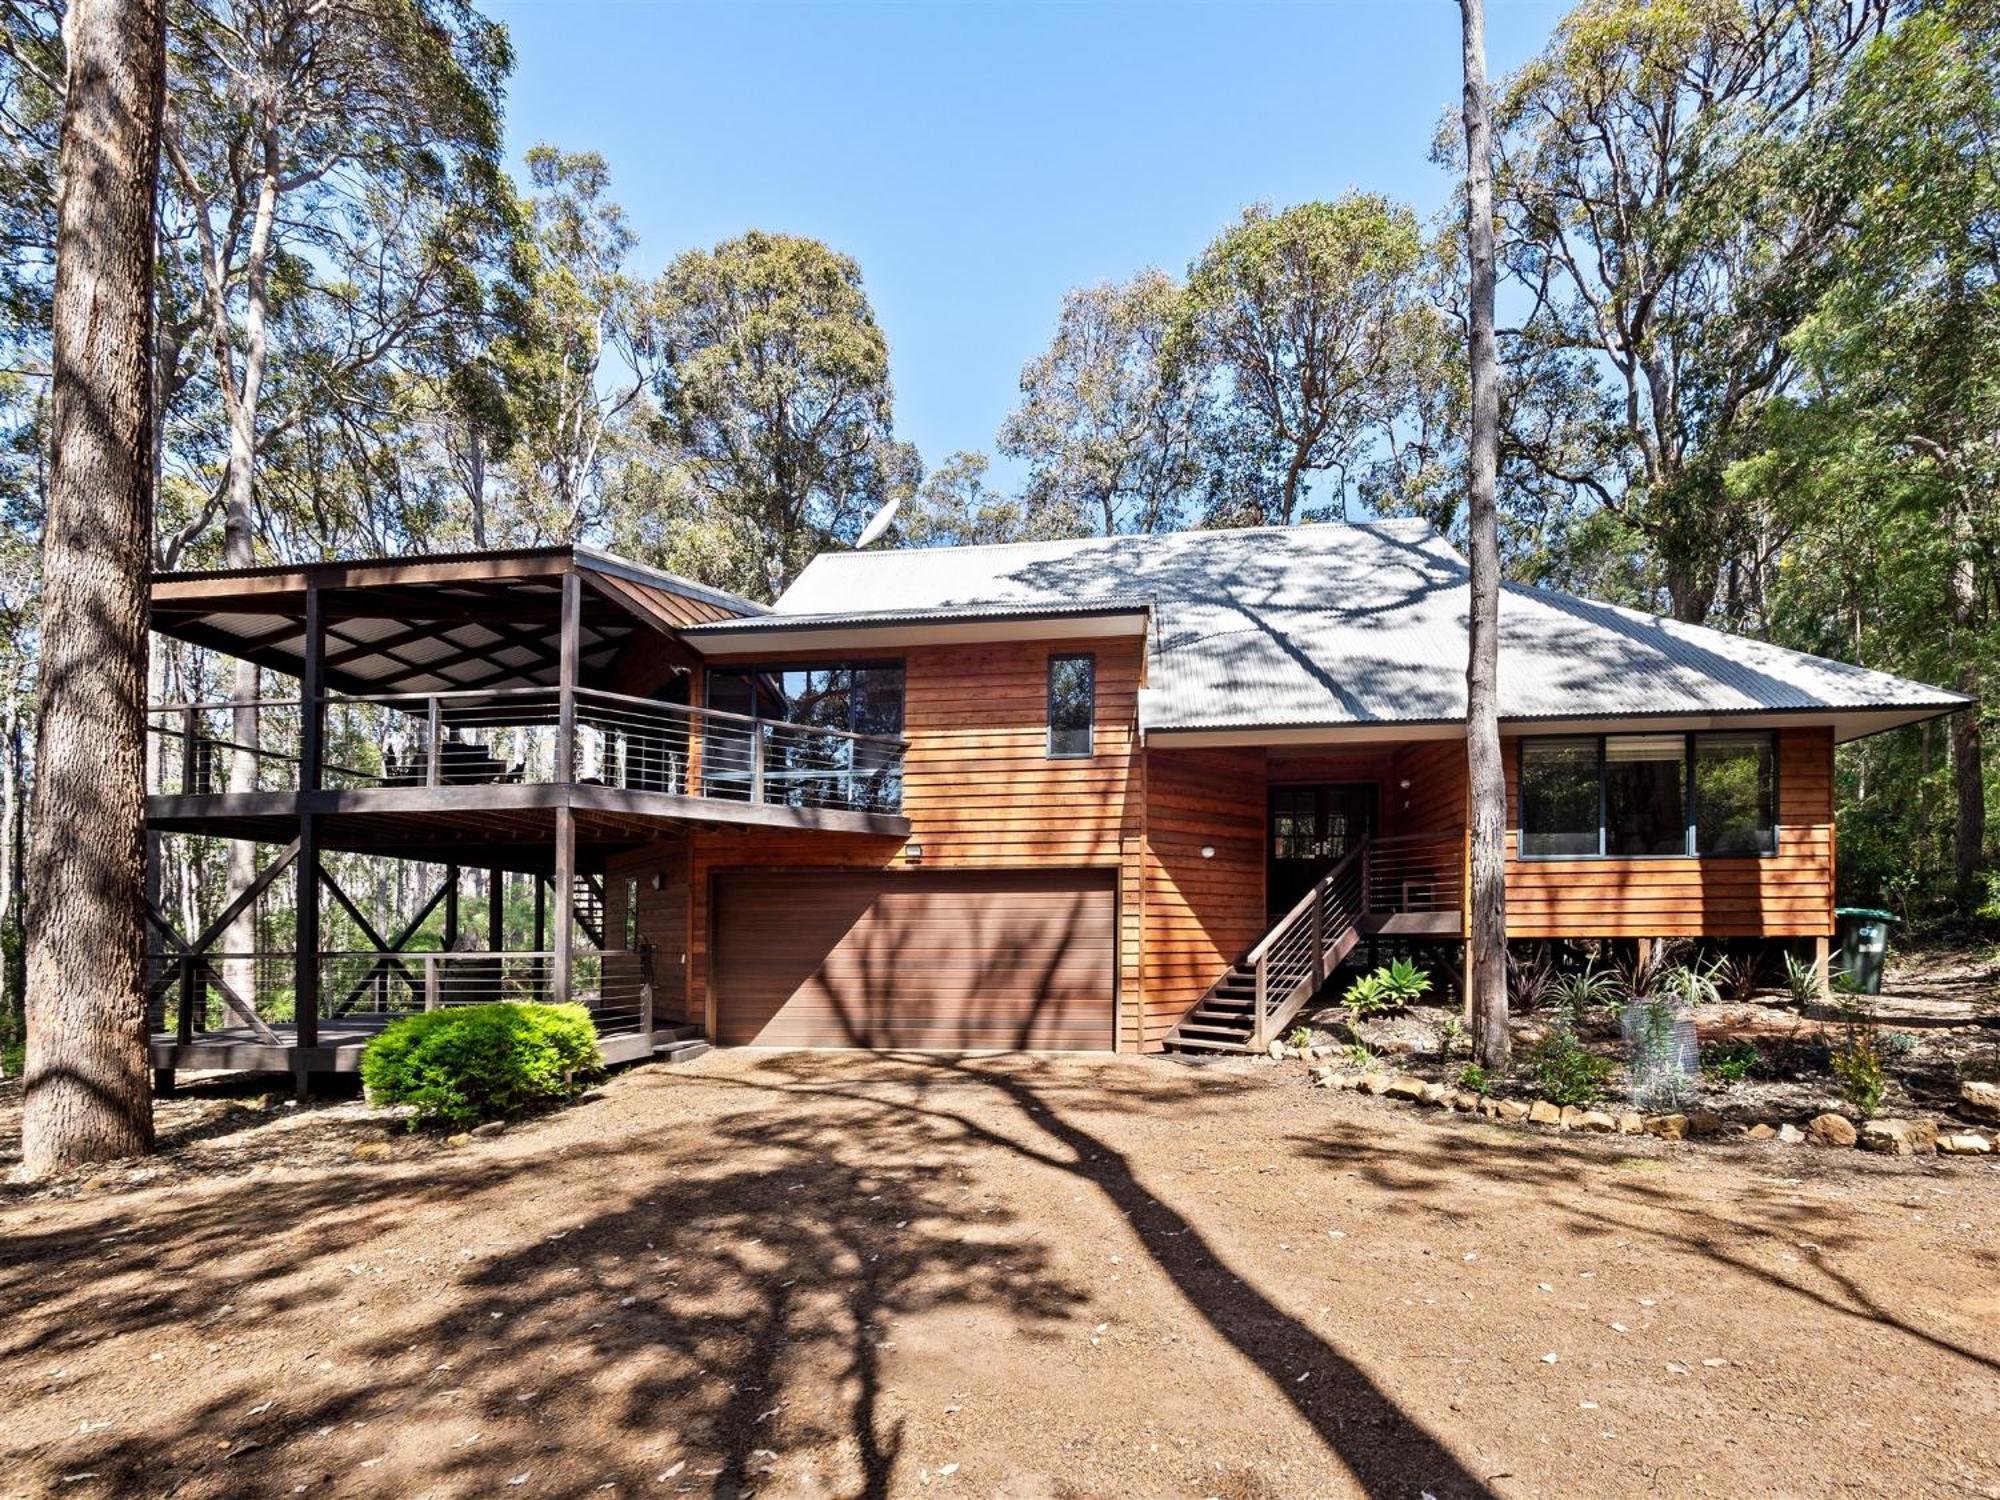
(145, 684), (910, 844)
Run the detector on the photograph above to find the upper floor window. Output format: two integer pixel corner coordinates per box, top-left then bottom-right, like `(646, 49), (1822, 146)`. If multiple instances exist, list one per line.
(705, 662), (904, 738)
(1047, 654), (1095, 758)
(1519, 731), (1777, 859)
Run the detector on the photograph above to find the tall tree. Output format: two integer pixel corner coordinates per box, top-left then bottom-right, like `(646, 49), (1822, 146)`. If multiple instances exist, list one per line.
(1490, 0), (1892, 622)
(1459, 0), (1508, 1069)
(22, 0), (165, 1174)
(1179, 194), (1432, 525)
(648, 230), (903, 599)
(1001, 269), (1205, 536)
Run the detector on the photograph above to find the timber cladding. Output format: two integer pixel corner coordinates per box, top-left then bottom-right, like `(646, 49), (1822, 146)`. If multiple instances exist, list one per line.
(1500, 726), (1835, 938)
(684, 636), (1145, 1043)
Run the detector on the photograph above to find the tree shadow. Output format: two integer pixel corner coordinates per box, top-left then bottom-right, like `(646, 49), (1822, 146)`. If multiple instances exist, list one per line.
(1, 1073), (1089, 1499)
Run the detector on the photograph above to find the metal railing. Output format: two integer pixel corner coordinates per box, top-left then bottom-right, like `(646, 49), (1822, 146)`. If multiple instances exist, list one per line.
(146, 685), (907, 815)
(149, 947), (654, 1043)
(1245, 842), (1369, 1049)
(1366, 827), (1466, 915)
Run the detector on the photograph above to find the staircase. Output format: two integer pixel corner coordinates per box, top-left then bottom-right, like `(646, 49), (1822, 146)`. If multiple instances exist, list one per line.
(1164, 840), (1369, 1054)
(573, 874), (606, 948)
(651, 1022), (711, 1064)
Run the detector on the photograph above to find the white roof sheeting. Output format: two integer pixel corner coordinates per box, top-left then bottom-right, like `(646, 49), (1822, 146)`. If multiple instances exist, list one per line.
(764, 521), (1966, 737)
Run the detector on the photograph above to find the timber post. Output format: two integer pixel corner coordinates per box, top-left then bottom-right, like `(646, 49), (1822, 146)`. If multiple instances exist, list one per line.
(557, 568), (581, 785)
(552, 805), (575, 1007)
(293, 813), (320, 1096)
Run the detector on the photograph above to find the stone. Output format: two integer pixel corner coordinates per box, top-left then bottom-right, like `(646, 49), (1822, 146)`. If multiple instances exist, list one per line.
(1643, 1114), (1688, 1141)
(1959, 1081), (2000, 1123)
(1558, 1105), (1583, 1129)
(1937, 1131), (1993, 1156)
(471, 1120), (507, 1139)
(1746, 1123), (1777, 1141)
(1422, 1081), (1449, 1104)
(1267, 1040), (1286, 1060)
(1576, 1110), (1617, 1133)
(1383, 1075), (1428, 1102)
(1778, 1124), (1806, 1145)
(445, 1132), (473, 1148)
(352, 1140), (394, 1162)
(1528, 1099), (1562, 1125)
(1478, 1097), (1502, 1118)
(1616, 1112), (1644, 1136)
(1858, 1118), (1939, 1156)
(1496, 1099), (1532, 1121)
(1685, 1111), (1726, 1138)
(1451, 1090), (1481, 1113)
(1807, 1113), (1857, 1148)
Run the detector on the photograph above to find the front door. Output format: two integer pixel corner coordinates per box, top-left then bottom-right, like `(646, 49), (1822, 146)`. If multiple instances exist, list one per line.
(1268, 783), (1377, 918)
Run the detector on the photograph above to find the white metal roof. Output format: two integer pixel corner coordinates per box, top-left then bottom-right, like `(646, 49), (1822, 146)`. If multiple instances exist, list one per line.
(761, 521), (1967, 741)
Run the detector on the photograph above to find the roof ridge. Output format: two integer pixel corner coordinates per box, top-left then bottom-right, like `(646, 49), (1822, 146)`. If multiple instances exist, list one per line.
(817, 516), (1437, 566)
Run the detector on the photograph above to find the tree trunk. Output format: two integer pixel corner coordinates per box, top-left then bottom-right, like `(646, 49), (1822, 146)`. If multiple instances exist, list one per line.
(22, 0), (166, 1176)
(1458, 0), (1509, 1070)
(1948, 502), (1986, 903)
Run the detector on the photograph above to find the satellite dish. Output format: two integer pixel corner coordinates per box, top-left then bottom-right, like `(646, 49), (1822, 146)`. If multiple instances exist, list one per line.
(855, 495), (901, 549)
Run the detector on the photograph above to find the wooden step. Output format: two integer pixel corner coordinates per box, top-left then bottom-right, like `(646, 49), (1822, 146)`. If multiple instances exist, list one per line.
(653, 1038), (711, 1064)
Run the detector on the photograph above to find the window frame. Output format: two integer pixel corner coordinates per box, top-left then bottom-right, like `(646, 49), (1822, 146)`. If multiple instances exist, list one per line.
(703, 659), (907, 739)
(1046, 652), (1096, 760)
(1516, 730), (1779, 861)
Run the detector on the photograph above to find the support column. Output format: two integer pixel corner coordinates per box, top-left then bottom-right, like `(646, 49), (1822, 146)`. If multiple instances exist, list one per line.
(488, 867), (504, 951)
(293, 814), (320, 1096)
(298, 578), (325, 791)
(444, 863), (460, 947)
(557, 568), (581, 785)
(1813, 933), (1831, 995)
(552, 806), (575, 1006)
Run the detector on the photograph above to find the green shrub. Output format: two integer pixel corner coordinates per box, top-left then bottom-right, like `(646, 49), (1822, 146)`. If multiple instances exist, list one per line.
(1782, 951), (1825, 1006)
(1285, 1025), (1314, 1050)
(1527, 1030), (1616, 1106)
(1436, 1014), (1464, 1062)
(1830, 1032), (1888, 1116)
(361, 1002), (600, 1130)
(1343, 958), (1431, 1021)
(1455, 1063), (1491, 1095)
(1548, 965), (1623, 1027)
(1341, 1041), (1378, 1069)
(1701, 1037), (1763, 1085)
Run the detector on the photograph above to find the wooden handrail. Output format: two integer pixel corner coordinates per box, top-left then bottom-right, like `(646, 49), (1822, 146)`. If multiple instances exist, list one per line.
(1246, 839), (1367, 966)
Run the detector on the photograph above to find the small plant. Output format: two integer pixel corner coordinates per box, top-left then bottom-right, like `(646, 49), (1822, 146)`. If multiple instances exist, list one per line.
(1782, 951), (1826, 1007)
(1526, 1029), (1616, 1106)
(1827, 992), (1888, 1116)
(1436, 1014), (1464, 1062)
(1285, 1025), (1314, 1051)
(1701, 1037), (1763, 1085)
(1455, 1062), (1491, 1095)
(1341, 1041), (1378, 1070)
(1879, 1029), (1917, 1057)
(1652, 959), (1725, 1011)
(361, 1002), (600, 1130)
(1547, 965), (1623, 1028)
(1343, 959), (1431, 1021)
(1830, 1032), (1888, 1116)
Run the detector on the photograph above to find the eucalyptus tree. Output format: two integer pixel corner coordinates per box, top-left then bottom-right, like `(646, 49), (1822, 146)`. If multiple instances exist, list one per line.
(1178, 194), (1433, 525)
(22, 0), (165, 1174)
(1489, 0), (1893, 623)
(894, 450), (1046, 549)
(647, 230), (904, 599)
(1001, 269), (1206, 536)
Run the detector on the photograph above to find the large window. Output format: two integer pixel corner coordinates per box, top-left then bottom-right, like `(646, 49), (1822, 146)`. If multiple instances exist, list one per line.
(705, 662), (905, 738)
(1047, 654), (1095, 757)
(1518, 731), (1778, 859)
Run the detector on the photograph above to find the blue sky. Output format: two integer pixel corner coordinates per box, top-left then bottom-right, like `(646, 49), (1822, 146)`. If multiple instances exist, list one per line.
(489, 0), (1570, 477)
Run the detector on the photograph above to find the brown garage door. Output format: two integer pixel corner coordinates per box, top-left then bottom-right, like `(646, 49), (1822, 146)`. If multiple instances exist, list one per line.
(712, 869), (1115, 1050)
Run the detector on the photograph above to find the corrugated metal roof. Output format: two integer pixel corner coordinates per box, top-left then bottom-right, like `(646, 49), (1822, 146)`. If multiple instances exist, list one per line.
(680, 598), (1152, 634)
(770, 521), (1968, 731)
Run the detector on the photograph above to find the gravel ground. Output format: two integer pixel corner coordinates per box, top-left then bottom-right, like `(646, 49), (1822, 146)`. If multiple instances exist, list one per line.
(2, 1048), (1997, 1499)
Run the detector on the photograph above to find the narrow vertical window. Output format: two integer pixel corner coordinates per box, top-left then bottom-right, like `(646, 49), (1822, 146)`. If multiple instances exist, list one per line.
(1047, 654), (1095, 758)
(623, 874), (640, 950)
(1519, 738), (1599, 856)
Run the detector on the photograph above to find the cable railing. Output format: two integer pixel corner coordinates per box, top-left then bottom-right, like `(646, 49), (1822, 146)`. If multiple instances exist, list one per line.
(149, 947), (655, 1042)
(1366, 827), (1466, 915)
(145, 685), (907, 815)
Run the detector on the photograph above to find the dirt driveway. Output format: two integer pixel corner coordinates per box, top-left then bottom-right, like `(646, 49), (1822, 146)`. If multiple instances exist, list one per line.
(2, 1049), (1997, 1499)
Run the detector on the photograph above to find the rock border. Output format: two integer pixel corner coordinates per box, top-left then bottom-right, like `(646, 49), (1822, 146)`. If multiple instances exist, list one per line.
(1309, 1067), (1995, 1158)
